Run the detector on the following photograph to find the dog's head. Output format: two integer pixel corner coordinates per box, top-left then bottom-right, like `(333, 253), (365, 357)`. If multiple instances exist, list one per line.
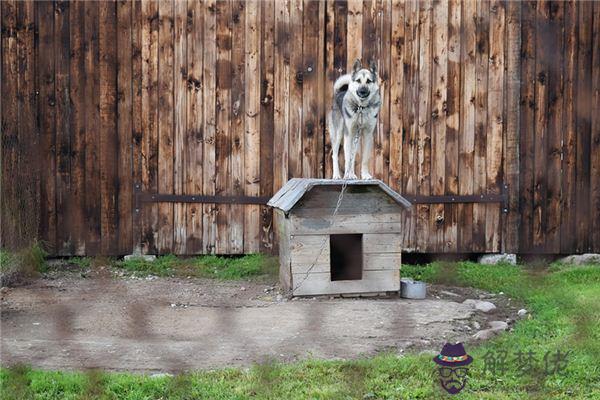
(350, 59), (379, 100)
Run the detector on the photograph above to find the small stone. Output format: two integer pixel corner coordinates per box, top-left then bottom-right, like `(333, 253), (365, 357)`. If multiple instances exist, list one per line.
(557, 253), (600, 265)
(463, 299), (496, 313)
(124, 254), (156, 262)
(150, 373), (173, 379)
(170, 303), (176, 308)
(472, 321), (481, 330)
(475, 301), (496, 313)
(276, 294), (283, 302)
(517, 309), (528, 317)
(240, 286), (246, 291)
(488, 320), (509, 331)
(473, 329), (497, 340)
(478, 253), (517, 265)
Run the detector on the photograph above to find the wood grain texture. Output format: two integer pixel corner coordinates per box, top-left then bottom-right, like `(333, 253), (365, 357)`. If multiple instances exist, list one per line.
(173, 0), (187, 254)
(117, 0), (133, 255)
(244, 0), (260, 253)
(185, 0), (204, 254)
(3, 0), (598, 256)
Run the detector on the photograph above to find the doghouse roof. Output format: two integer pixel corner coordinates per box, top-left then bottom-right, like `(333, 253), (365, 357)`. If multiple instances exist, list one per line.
(268, 178), (412, 213)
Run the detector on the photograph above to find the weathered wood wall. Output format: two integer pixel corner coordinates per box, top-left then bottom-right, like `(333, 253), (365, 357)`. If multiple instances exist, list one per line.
(1, 0), (599, 255)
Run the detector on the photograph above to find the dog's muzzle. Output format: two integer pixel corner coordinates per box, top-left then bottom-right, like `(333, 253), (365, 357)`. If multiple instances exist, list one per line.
(357, 87), (370, 98)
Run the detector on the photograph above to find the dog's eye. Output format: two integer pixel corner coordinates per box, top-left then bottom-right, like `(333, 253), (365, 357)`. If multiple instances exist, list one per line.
(366, 79), (372, 84)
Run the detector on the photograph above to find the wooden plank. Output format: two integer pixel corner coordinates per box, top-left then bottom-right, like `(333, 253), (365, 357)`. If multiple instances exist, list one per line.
(99, 1), (119, 255)
(532, 0), (549, 251)
(444, 0), (461, 253)
(416, 0), (432, 252)
(292, 269), (399, 296)
(363, 233), (403, 253)
(273, 0), (290, 191)
(185, 0), (204, 254)
(458, 0), (476, 252)
(430, 0), (448, 252)
(575, 1), (593, 253)
(275, 211), (292, 290)
(84, 0), (102, 254)
(16, 1), (38, 249)
(346, 0), (362, 171)
(69, 0), (86, 255)
(260, 0), (275, 253)
(229, 0), (245, 254)
(324, 0), (335, 180)
(301, 0), (319, 179)
(173, 0), (187, 254)
(377, 0), (391, 183)
(36, 1), (57, 250)
(389, 0), (404, 193)
(401, 0), (419, 251)
(518, 0), (535, 253)
(243, 0), (259, 253)
(503, 0), (521, 253)
(140, 0), (159, 254)
(54, 0), (71, 254)
(347, 0), (363, 69)
(545, 1), (564, 253)
(215, 0), (231, 254)
(287, 0), (303, 178)
(131, 0), (143, 253)
(485, 0), (505, 252)
(157, 0), (174, 253)
(117, 0), (133, 255)
(473, 0), (488, 252)
(591, 1), (600, 252)
(1, 1), (18, 248)
(203, 0), (217, 253)
(560, 0), (577, 254)
(289, 212), (403, 236)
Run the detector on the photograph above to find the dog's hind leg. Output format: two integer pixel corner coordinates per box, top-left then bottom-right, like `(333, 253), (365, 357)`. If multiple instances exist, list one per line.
(361, 128), (375, 180)
(329, 113), (343, 179)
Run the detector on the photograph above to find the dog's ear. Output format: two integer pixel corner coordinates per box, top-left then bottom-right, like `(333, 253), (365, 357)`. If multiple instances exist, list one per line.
(352, 59), (362, 74)
(369, 59), (378, 76)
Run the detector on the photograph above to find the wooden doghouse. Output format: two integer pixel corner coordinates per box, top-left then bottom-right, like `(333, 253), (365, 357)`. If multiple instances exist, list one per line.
(268, 179), (412, 296)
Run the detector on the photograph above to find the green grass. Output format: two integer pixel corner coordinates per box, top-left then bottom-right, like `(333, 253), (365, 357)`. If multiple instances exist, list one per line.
(0, 241), (48, 285)
(113, 254), (278, 281)
(1, 261), (599, 399)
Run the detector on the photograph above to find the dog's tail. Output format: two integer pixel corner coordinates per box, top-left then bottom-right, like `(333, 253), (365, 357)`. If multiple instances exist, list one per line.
(333, 74), (352, 96)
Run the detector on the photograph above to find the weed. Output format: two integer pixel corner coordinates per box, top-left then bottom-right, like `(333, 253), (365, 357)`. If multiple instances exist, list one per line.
(193, 254), (278, 280)
(115, 254), (179, 277)
(0, 241), (48, 286)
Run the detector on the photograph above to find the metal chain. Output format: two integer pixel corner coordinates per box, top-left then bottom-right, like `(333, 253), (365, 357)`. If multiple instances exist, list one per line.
(293, 179), (349, 292)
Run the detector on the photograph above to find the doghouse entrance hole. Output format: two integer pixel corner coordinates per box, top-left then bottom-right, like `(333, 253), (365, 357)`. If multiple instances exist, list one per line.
(330, 234), (363, 281)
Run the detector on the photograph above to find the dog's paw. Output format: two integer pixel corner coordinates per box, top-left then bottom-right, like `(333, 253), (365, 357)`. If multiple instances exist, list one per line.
(343, 172), (358, 180)
(361, 172), (373, 180)
(332, 172), (342, 180)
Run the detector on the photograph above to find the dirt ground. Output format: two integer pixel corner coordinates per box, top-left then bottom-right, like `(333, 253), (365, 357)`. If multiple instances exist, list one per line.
(0, 272), (518, 373)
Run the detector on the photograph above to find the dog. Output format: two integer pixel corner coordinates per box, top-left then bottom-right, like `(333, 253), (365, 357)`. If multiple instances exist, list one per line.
(328, 59), (381, 180)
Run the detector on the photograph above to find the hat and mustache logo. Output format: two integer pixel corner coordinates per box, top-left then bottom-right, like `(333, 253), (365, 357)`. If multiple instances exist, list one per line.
(433, 343), (473, 395)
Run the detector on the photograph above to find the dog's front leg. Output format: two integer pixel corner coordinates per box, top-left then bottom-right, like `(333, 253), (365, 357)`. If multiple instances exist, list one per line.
(361, 126), (375, 180)
(331, 123), (343, 180)
(343, 122), (358, 180)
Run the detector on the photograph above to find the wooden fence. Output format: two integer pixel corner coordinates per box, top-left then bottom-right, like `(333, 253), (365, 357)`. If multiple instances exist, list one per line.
(1, 0), (599, 256)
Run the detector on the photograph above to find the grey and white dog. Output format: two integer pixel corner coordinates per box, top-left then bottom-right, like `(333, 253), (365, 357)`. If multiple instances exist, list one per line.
(329, 59), (381, 180)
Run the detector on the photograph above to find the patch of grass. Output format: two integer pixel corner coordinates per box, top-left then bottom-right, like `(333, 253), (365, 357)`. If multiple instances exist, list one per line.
(2, 261), (599, 399)
(67, 256), (92, 269)
(115, 254), (180, 277)
(193, 254), (278, 280)
(112, 254), (278, 281)
(0, 241), (48, 286)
